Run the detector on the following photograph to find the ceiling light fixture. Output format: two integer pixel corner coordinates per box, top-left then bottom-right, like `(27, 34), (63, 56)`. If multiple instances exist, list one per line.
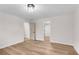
(26, 4), (35, 12)
(27, 4), (35, 8)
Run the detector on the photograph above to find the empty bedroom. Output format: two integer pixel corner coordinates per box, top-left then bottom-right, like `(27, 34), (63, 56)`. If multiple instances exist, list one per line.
(0, 4), (79, 55)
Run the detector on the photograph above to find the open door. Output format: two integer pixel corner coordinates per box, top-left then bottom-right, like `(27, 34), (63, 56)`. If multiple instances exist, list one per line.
(24, 22), (30, 40)
(44, 21), (51, 42)
(30, 23), (36, 40)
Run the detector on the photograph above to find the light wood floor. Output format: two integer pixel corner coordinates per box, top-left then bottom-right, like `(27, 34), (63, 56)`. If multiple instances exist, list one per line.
(0, 40), (78, 55)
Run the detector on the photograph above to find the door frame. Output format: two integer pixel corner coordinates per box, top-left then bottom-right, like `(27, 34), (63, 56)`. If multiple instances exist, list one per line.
(43, 21), (51, 42)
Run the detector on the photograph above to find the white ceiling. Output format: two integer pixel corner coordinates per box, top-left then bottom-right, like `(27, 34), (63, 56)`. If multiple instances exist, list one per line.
(0, 4), (78, 21)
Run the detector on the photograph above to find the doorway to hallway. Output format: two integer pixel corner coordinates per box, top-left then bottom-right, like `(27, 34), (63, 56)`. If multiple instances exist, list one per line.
(30, 22), (36, 40)
(24, 22), (30, 40)
(44, 21), (51, 42)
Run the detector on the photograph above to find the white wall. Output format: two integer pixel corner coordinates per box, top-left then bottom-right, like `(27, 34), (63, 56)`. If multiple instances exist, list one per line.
(0, 12), (24, 48)
(73, 7), (79, 54)
(33, 14), (73, 45)
(51, 14), (73, 45)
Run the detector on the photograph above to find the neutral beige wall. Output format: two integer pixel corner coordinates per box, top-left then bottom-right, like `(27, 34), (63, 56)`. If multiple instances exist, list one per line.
(0, 12), (24, 48)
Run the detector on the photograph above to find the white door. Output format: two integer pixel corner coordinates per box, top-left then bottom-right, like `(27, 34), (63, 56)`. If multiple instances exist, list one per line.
(24, 22), (30, 40)
(44, 21), (51, 41)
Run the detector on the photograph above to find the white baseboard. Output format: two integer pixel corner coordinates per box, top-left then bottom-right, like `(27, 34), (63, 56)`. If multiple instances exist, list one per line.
(0, 39), (24, 49)
(50, 40), (73, 46)
(73, 46), (79, 54)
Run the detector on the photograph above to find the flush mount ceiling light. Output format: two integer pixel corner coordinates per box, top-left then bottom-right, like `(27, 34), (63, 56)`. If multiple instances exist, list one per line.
(26, 4), (35, 12)
(27, 4), (35, 8)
